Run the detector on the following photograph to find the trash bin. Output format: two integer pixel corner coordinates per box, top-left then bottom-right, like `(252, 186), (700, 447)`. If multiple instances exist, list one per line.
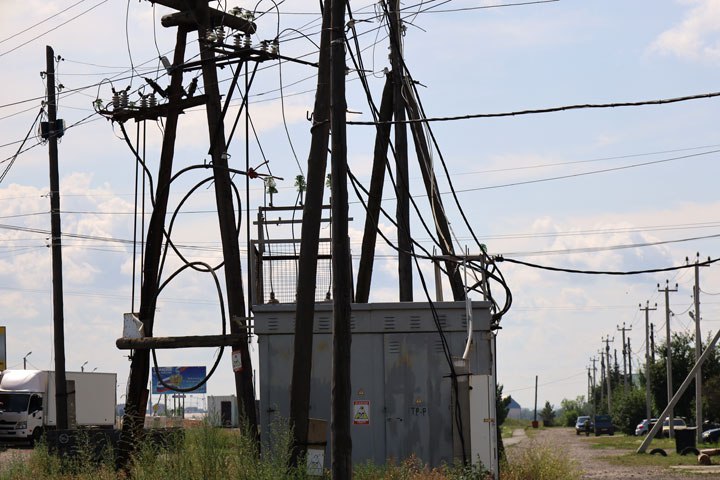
(675, 427), (697, 454)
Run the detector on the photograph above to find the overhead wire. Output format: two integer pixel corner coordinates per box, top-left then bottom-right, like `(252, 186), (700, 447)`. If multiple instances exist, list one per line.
(348, 91), (720, 126)
(0, 0), (111, 59)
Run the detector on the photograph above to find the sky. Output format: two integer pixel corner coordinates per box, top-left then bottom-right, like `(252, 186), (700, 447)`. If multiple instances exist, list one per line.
(2, 0), (720, 414)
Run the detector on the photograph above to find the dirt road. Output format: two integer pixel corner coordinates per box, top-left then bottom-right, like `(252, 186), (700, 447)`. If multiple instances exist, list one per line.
(506, 427), (718, 479)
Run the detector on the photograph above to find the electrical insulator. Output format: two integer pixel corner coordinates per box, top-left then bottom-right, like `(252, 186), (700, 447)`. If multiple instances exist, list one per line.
(149, 93), (157, 108)
(140, 95), (148, 109)
(206, 30), (216, 42)
(260, 40), (269, 52)
(120, 90), (128, 109)
(234, 34), (242, 48)
(243, 34), (252, 49)
(112, 92), (120, 109)
(216, 26), (225, 42)
(271, 40), (279, 55)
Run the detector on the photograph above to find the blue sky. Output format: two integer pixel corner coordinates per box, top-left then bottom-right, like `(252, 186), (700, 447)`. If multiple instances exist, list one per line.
(2, 0), (720, 412)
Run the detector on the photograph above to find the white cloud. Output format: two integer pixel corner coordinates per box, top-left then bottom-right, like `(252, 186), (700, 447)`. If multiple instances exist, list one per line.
(651, 0), (720, 62)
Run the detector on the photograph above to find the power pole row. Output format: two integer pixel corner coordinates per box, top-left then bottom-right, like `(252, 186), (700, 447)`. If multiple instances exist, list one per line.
(617, 323), (632, 394)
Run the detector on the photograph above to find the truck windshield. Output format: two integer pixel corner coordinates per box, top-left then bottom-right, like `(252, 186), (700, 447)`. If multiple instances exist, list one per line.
(0, 393), (30, 413)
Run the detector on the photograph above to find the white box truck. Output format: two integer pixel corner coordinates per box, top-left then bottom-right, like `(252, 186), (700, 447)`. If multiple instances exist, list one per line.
(0, 369), (116, 444)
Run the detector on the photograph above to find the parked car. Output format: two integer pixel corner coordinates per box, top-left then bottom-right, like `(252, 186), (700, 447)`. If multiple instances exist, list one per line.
(593, 414), (615, 436)
(635, 418), (658, 436)
(702, 427), (720, 444)
(702, 420), (720, 432)
(661, 418), (687, 437)
(575, 415), (593, 435)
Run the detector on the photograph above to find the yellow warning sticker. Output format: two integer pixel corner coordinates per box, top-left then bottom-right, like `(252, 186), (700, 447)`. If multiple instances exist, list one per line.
(353, 400), (370, 425)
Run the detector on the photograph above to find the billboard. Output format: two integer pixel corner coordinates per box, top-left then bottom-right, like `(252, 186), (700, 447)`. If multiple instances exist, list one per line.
(0, 326), (5, 371)
(151, 366), (207, 394)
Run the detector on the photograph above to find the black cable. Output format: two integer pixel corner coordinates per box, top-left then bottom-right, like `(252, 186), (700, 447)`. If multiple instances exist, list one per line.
(119, 122), (157, 207)
(415, 0), (559, 14)
(0, 108), (44, 185)
(496, 256), (720, 275)
(152, 260), (227, 393)
(348, 90), (720, 126)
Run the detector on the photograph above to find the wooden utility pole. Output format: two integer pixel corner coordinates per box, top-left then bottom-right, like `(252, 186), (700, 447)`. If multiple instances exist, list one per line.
(403, 88), (465, 301)
(640, 301), (657, 422)
(617, 323), (632, 394)
(627, 338), (633, 386)
(355, 75), (394, 303)
(590, 356), (597, 416)
(45, 45), (69, 430)
(650, 323), (655, 362)
(603, 336), (613, 411)
(389, 0), (412, 301)
(658, 280), (678, 438)
(194, 2), (257, 440)
(330, 0), (352, 475)
(690, 254), (708, 443)
(117, 26), (189, 469)
(289, 0), (332, 465)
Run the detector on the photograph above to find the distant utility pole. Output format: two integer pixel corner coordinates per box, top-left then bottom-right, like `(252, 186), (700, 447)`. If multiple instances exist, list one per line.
(659, 280), (678, 439)
(690, 254), (709, 443)
(587, 366), (592, 409)
(603, 336), (614, 411)
(590, 356), (597, 416)
(651, 323), (656, 362)
(533, 375), (538, 423)
(617, 323), (632, 394)
(45, 45), (69, 431)
(640, 301), (657, 422)
(627, 338), (633, 386)
(599, 350), (605, 407)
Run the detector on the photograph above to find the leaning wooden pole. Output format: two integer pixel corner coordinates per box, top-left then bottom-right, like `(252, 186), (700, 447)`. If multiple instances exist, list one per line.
(289, 0), (332, 466)
(330, 0), (352, 475)
(404, 87), (465, 301)
(355, 75), (393, 303)
(117, 26), (188, 470)
(194, 1), (258, 442)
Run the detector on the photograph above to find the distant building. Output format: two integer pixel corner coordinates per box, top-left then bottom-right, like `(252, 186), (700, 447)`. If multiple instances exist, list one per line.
(207, 395), (239, 427)
(507, 398), (522, 419)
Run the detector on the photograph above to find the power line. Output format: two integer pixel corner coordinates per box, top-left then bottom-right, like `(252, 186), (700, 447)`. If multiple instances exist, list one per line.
(0, 0), (111, 59)
(497, 255), (720, 275)
(0, 0), (90, 46)
(348, 90), (720, 125)
(414, 0), (560, 14)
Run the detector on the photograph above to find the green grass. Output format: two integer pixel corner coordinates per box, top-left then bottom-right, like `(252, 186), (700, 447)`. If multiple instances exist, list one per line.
(585, 432), (705, 469)
(501, 442), (580, 480)
(589, 433), (676, 451)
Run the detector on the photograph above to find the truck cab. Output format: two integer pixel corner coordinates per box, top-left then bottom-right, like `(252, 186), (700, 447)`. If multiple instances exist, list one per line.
(0, 391), (45, 444)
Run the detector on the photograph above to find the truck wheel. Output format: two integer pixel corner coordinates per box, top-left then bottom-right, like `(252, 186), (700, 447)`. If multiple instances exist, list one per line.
(30, 428), (43, 447)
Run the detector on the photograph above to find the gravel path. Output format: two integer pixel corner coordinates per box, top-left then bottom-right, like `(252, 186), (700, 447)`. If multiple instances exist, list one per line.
(505, 427), (709, 479)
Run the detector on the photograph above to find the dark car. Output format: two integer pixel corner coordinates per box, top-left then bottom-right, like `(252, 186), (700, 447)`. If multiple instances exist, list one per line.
(594, 414), (615, 436)
(702, 427), (720, 444)
(575, 415), (593, 435)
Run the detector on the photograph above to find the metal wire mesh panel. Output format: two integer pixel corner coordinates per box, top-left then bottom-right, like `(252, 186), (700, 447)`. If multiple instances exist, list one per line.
(254, 239), (332, 304)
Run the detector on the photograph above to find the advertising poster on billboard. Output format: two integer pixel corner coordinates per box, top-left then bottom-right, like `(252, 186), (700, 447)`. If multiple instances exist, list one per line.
(151, 366), (207, 394)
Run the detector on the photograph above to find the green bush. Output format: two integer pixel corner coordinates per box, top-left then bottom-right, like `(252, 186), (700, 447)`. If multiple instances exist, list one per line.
(610, 388), (646, 435)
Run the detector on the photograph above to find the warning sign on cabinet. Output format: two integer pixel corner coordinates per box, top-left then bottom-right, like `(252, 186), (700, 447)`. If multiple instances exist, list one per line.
(353, 400), (370, 425)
